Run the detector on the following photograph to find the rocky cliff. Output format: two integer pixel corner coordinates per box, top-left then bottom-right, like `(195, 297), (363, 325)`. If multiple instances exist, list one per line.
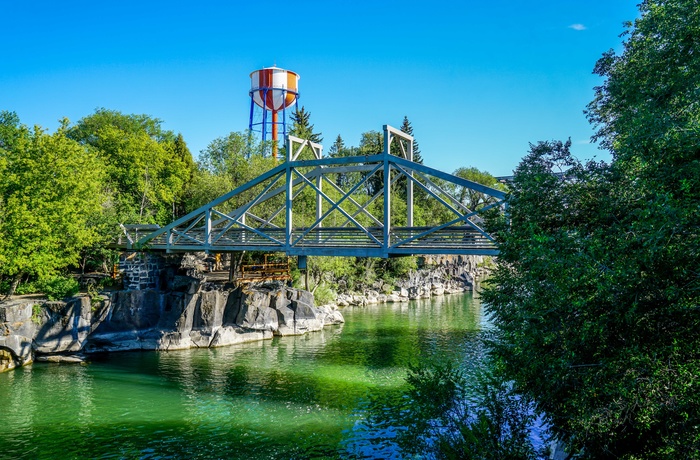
(0, 280), (344, 373)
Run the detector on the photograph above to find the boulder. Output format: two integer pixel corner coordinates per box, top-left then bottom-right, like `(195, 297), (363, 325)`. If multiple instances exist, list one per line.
(192, 290), (227, 331)
(0, 301), (37, 371)
(316, 305), (345, 326)
(158, 292), (197, 334)
(0, 335), (33, 371)
(232, 289), (278, 331)
(210, 326), (272, 347)
(35, 354), (86, 364)
(272, 290), (297, 336)
(85, 330), (143, 353)
(386, 293), (401, 303)
(288, 299), (324, 335)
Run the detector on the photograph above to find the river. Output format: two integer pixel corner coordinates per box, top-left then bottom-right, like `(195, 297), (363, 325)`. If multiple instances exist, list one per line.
(0, 292), (489, 459)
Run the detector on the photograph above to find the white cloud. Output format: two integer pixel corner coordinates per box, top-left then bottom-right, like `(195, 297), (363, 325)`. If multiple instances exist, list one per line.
(569, 23), (587, 31)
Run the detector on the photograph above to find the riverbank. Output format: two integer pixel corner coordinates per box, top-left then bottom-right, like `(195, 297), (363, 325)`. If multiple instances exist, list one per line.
(333, 254), (490, 306)
(0, 253), (490, 373)
(0, 281), (344, 373)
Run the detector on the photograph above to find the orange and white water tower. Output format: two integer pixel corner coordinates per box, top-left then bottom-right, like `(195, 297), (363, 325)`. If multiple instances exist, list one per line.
(249, 66), (299, 159)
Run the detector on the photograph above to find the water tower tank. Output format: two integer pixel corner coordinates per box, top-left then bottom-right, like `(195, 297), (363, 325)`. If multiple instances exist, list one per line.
(249, 67), (299, 159)
(250, 67), (299, 111)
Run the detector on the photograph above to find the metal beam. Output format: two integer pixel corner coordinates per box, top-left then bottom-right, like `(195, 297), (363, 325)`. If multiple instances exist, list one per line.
(120, 125), (506, 257)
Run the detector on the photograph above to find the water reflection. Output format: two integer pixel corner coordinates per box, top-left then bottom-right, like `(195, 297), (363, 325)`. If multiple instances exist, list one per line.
(0, 293), (484, 459)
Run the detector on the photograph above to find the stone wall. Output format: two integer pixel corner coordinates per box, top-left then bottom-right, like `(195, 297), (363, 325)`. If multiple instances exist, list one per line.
(118, 252), (166, 290)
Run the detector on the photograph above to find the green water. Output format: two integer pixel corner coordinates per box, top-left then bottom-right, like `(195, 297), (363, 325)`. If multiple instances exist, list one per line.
(0, 293), (488, 459)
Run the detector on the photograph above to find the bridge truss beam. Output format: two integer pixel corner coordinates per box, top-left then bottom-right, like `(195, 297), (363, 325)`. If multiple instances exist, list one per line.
(119, 125), (506, 257)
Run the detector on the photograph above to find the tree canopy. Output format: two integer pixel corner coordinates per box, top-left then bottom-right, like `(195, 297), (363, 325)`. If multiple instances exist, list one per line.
(0, 113), (105, 294)
(399, 116), (422, 164)
(289, 106), (322, 144)
(483, 1), (700, 457)
(67, 108), (195, 225)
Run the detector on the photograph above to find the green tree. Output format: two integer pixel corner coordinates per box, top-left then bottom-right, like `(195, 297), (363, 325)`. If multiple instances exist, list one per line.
(67, 108), (195, 225)
(289, 106), (322, 144)
(327, 134), (345, 157)
(328, 134), (364, 190)
(168, 133), (196, 218)
(358, 130), (384, 196)
(399, 116), (423, 164)
(191, 131), (278, 219)
(0, 115), (105, 295)
(452, 167), (505, 211)
(287, 106), (323, 164)
(484, 1), (700, 455)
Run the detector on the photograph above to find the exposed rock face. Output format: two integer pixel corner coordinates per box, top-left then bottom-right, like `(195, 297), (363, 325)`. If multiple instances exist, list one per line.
(0, 279), (344, 372)
(0, 253), (484, 373)
(334, 254), (489, 306)
(85, 282), (343, 353)
(33, 298), (93, 354)
(1, 301), (38, 372)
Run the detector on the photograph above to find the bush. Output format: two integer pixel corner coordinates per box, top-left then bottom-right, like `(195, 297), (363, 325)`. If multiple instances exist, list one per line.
(313, 283), (336, 306)
(31, 304), (43, 324)
(0, 278), (10, 295)
(14, 281), (39, 296)
(38, 275), (79, 300)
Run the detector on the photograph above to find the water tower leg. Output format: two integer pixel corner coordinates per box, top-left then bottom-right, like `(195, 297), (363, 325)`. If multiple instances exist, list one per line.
(272, 110), (278, 160)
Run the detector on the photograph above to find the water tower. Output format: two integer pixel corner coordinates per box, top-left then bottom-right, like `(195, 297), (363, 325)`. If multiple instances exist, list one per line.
(249, 66), (299, 160)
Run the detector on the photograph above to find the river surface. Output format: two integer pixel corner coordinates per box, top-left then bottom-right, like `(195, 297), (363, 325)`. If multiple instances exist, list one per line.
(0, 293), (489, 459)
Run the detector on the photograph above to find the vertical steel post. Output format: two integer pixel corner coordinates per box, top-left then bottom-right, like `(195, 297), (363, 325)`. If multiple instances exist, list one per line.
(407, 138), (414, 228)
(383, 126), (391, 255)
(248, 96), (255, 135)
(205, 208), (212, 252)
(261, 88), (268, 144)
(316, 146), (323, 243)
(271, 110), (278, 160)
(285, 136), (293, 251)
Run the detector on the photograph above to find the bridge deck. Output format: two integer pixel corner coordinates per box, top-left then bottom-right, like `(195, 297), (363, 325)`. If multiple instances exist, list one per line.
(116, 225), (498, 257)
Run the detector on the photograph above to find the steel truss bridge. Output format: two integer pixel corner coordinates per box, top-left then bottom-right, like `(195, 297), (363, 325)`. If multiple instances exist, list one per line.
(119, 125), (506, 259)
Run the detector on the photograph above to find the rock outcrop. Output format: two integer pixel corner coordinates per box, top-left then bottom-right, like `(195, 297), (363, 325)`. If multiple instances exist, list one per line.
(0, 253), (486, 373)
(0, 280), (344, 373)
(334, 254), (490, 306)
(86, 281), (344, 353)
(1, 300), (37, 372)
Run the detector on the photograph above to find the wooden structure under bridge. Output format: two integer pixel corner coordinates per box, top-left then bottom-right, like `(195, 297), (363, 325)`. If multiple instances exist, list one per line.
(118, 125), (507, 267)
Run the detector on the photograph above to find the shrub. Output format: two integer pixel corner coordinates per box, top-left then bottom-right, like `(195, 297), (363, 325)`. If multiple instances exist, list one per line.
(31, 304), (43, 324)
(14, 281), (39, 296)
(313, 283), (336, 306)
(38, 275), (79, 300)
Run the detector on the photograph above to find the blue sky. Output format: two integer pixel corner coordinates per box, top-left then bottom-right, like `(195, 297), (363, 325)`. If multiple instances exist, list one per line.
(2, 1), (640, 176)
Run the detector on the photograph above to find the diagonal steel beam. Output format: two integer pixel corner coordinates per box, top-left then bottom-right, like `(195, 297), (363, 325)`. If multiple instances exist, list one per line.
(290, 165), (383, 247)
